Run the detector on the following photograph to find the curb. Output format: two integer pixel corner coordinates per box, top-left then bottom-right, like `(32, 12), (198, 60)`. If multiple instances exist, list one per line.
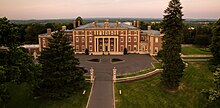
(116, 69), (163, 83)
(86, 77), (95, 108)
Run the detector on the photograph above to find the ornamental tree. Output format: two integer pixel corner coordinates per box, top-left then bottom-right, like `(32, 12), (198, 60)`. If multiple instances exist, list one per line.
(160, 0), (185, 89)
(37, 30), (85, 99)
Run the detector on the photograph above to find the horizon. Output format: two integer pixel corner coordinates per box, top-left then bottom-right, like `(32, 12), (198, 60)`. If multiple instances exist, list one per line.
(1, 0), (220, 20)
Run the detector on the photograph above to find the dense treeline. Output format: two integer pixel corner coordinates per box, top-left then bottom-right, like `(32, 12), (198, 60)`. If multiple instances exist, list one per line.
(0, 17), (86, 107)
(2, 16), (215, 45)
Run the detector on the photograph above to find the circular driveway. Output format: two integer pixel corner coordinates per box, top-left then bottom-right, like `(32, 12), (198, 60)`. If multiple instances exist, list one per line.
(76, 54), (156, 75)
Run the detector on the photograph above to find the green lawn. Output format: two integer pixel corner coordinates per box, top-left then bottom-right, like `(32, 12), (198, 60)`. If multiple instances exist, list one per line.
(181, 46), (211, 55)
(5, 82), (91, 108)
(115, 62), (218, 108)
(117, 62), (162, 78)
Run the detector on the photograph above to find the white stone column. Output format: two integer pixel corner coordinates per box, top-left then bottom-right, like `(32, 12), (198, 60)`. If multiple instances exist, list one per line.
(108, 38), (110, 52)
(102, 38), (105, 52)
(116, 38), (119, 52)
(114, 38), (116, 52)
(97, 38), (99, 52)
(85, 31), (87, 49)
(113, 67), (117, 82)
(138, 31), (140, 52)
(94, 37), (96, 52)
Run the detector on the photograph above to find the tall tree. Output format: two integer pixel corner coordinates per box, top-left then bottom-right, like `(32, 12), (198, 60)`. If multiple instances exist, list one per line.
(160, 0), (185, 89)
(36, 31), (85, 99)
(0, 17), (21, 48)
(0, 17), (39, 106)
(210, 18), (220, 64)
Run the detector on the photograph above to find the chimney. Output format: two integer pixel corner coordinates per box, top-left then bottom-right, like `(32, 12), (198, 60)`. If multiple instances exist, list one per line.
(78, 20), (81, 27)
(148, 26), (151, 30)
(73, 21), (76, 28)
(137, 21), (140, 28)
(133, 21), (137, 27)
(116, 21), (119, 27)
(47, 28), (51, 35)
(62, 26), (66, 31)
(93, 21), (97, 27)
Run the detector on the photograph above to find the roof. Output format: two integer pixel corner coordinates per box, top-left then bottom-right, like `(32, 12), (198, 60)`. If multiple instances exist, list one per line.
(141, 30), (161, 35)
(75, 22), (138, 30)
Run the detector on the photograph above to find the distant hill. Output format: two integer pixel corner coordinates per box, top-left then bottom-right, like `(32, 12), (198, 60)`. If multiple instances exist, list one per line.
(10, 18), (218, 24)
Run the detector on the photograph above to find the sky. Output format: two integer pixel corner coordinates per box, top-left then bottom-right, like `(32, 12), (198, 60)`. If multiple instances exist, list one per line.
(0, 0), (219, 20)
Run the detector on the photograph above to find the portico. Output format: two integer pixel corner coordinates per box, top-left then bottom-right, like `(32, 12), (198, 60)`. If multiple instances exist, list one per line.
(94, 36), (119, 54)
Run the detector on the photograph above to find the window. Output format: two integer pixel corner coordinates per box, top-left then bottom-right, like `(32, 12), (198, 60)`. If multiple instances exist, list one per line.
(89, 37), (92, 43)
(89, 45), (92, 51)
(76, 31), (78, 35)
(134, 31), (138, 35)
(120, 45), (124, 52)
(134, 37), (137, 42)
(76, 37), (79, 42)
(76, 45), (79, 51)
(134, 45), (137, 51)
(120, 37), (124, 42)
(128, 31), (131, 35)
(155, 47), (158, 53)
(128, 37), (131, 42)
(99, 31), (102, 35)
(89, 31), (92, 35)
(111, 31), (114, 35)
(82, 37), (85, 43)
(155, 37), (159, 43)
(128, 45), (131, 51)
(82, 45), (85, 51)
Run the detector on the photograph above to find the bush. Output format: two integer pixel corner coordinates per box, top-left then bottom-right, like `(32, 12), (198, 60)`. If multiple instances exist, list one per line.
(123, 48), (128, 55)
(85, 48), (89, 55)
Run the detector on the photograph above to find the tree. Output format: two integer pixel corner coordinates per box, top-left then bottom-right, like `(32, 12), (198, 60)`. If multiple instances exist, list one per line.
(85, 48), (89, 55)
(160, 0), (185, 89)
(0, 17), (21, 48)
(123, 48), (128, 55)
(202, 66), (220, 106)
(210, 19), (220, 64)
(0, 17), (39, 106)
(25, 23), (46, 44)
(37, 31), (85, 99)
(194, 34), (210, 46)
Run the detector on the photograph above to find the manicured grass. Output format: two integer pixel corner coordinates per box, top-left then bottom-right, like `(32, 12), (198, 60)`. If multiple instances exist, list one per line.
(115, 62), (216, 108)
(181, 46), (211, 55)
(111, 58), (123, 63)
(152, 62), (162, 69)
(5, 82), (91, 108)
(117, 62), (162, 78)
(88, 59), (100, 62)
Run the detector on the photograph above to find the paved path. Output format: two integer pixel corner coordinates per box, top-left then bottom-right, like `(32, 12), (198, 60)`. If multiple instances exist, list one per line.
(76, 54), (156, 108)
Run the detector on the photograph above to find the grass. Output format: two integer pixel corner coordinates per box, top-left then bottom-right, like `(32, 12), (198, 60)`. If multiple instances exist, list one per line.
(115, 62), (217, 108)
(152, 62), (162, 69)
(88, 59), (100, 62)
(111, 58), (124, 63)
(181, 45), (211, 55)
(5, 82), (91, 108)
(117, 62), (162, 78)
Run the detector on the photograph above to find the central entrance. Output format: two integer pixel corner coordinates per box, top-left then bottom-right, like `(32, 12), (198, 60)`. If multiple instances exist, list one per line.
(105, 46), (108, 52)
(95, 36), (119, 53)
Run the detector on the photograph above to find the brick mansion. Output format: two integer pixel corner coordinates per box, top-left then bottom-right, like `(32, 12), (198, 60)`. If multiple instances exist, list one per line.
(26, 19), (163, 56)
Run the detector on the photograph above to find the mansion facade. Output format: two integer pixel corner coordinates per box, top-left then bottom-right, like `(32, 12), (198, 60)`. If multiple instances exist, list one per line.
(38, 20), (163, 55)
